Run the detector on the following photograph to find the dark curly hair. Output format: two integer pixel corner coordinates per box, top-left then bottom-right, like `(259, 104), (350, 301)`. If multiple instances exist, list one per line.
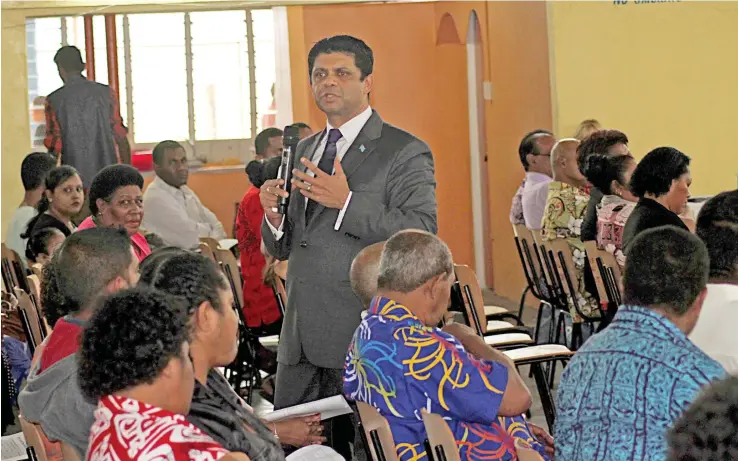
(696, 190), (738, 280)
(582, 153), (636, 195)
(629, 147), (690, 199)
(88, 164), (144, 216)
(78, 287), (191, 401)
(139, 250), (229, 313)
(25, 227), (64, 263)
(667, 375), (738, 461)
(576, 129), (629, 173)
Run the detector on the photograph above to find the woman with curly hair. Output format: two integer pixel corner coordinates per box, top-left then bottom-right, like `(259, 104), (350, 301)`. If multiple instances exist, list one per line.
(78, 287), (249, 461)
(139, 250), (327, 461)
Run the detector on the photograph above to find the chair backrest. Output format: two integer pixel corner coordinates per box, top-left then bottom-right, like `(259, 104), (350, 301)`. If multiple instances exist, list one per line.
(19, 414), (50, 461)
(26, 274), (51, 333)
(421, 410), (460, 461)
(271, 274), (287, 316)
(273, 259), (288, 281)
(2, 243), (28, 292)
(31, 263), (44, 281)
(199, 237), (221, 253)
(513, 225), (547, 298)
(15, 287), (46, 349)
(583, 241), (622, 306)
(356, 402), (399, 461)
(214, 248), (245, 311)
(198, 243), (216, 262)
(453, 264), (487, 335)
(514, 438), (545, 461)
(60, 442), (81, 461)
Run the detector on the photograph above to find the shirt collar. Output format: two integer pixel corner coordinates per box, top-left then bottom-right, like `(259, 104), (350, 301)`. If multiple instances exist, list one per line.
(326, 105), (373, 146)
(153, 175), (190, 196)
(524, 172), (552, 185)
(368, 296), (423, 323)
(615, 305), (687, 339)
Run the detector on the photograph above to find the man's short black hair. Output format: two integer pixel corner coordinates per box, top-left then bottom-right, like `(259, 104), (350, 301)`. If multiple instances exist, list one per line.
(88, 164), (144, 215)
(152, 140), (184, 165)
(696, 190), (738, 280)
(667, 376), (738, 461)
(293, 122), (311, 131)
(308, 35), (374, 81)
(629, 147), (690, 198)
(43, 227), (133, 324)
(576, 129), (629, 172)
(53, 46), (85, 73)
(623, 226), (709, 316)
(518, 129), (553, 171)
(254, 127), (283, 156)
(78, 287), (191, 401)
(20, 152), (56, 191)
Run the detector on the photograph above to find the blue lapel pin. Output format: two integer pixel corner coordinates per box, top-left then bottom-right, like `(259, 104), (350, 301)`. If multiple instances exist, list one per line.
(359, 144), (366, 153)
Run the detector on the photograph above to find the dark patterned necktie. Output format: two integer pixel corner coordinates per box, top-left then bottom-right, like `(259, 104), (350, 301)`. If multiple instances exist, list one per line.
(306, 128), (343, 223)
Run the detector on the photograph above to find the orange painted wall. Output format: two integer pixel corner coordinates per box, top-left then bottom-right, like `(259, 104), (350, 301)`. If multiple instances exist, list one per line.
(288, 1), (552, 301)
(143, 169), (251, 238)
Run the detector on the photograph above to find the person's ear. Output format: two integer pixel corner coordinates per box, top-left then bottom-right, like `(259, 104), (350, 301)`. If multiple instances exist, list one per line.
(106, 275), (130, 294)
(44, 189), (53, 202)
(610, 179), (621, 196)
(96, 198), (108, 215)
(691, 287), (708, 316)
(193, 301), (218, 336)
(363, 74), (374, 96)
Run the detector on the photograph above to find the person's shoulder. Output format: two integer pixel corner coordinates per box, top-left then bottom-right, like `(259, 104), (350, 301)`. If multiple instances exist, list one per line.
(379, 121), (431, 153)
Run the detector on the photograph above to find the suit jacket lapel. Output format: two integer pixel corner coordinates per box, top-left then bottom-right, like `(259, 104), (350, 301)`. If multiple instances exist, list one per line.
(306, 111), (383, 227)
(298, 131), (324, 232)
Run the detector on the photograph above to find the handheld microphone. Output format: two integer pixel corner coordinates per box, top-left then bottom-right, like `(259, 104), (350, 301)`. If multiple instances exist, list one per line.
(277, 124), (301, 215)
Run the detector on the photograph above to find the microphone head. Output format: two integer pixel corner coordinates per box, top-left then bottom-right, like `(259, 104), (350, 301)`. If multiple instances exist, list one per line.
(283, 125), (301, 151)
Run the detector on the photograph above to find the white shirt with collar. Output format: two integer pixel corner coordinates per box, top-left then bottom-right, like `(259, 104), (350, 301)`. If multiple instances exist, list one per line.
(521, 172), (552, 230)
(267, 105), (373, 239)
(689, 283), (738, 374)
(142, 175), (227, 249)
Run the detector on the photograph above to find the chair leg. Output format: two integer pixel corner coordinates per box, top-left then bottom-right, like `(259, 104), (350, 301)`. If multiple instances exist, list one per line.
(518, 286), (530, 320)
(532, 362), (556, 432)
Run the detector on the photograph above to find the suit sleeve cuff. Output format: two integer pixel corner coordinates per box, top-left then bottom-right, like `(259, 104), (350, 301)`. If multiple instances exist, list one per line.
(334, 191), (353, 231)
(265, 215), (285, 241)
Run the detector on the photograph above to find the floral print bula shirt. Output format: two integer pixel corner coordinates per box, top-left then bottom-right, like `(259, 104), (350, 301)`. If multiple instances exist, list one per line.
(541, 181), (599, 322)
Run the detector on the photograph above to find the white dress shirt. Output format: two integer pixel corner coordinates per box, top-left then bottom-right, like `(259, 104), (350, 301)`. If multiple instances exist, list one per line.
(689, 283), (738, 374)
(521, 172), (552, 230)
(267, 105), (374, 239)
(5, 205), (37, 266)
(142, 176), (227, 249)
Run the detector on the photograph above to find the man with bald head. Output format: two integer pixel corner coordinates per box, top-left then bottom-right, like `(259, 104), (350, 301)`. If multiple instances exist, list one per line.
(344, 230), (551, 460)
(541, 139), (599, 323)
(350, 241), (385, 308)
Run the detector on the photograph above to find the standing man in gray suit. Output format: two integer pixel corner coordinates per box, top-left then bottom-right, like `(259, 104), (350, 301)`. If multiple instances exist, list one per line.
(260, 35), (437, 457)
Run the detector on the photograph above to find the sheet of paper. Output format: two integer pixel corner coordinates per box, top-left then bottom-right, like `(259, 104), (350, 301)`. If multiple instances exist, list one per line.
(261, 395), (352, 422)
(218, 238), (238, 251)
(1, 432), (28, 461)
(286, 445), (346, 461)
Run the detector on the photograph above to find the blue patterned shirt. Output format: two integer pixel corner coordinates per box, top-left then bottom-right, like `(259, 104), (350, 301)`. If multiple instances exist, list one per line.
(344, 297), (548, 461)
(555, 306), (725, 461)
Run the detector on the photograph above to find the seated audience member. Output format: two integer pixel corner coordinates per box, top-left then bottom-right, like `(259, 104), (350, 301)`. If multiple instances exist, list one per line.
(6, 152), (57, 261)
(21, 166), (84, 240)
(573, 119), (601, 141)
(236, 157), (283, 334)
(576, 129), (631, 242)
(689, 190), (738, 373)
(581, 153), (638, 268)
(25, 227), (65, 267)
(18, 228), (139, 458)
(345, 230), (551, 461)
(510, 129), (555, 228)
(77, 164), (151, 261)
(622, 147), (691, 253)
(78, 288), (249, 461)
(541, 139), (599, 321)
(555, 226), (725, 461)
(254, 127), (284, 161)
(293, 122), (314, 140)
(139, 250), (329, 458)
(142, 140), (226, 249)
(667, 375), (738, 461)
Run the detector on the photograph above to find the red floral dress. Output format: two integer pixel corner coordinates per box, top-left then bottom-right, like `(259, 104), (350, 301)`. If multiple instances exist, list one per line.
(234, 186), (281, 328)
(86, 395), (228, 461)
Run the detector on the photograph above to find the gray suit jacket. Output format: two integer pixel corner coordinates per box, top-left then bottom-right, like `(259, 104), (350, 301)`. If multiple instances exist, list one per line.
(262, 110), (438, 369)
